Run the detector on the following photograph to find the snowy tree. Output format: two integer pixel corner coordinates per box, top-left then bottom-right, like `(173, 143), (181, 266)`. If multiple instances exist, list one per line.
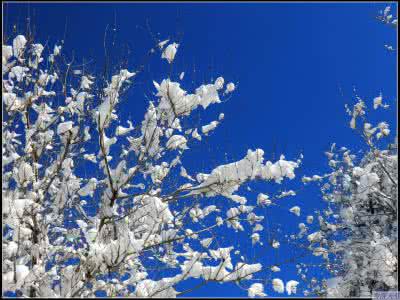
(2, 32), (303, 297)
(295, 7), (398, 297)
(300, 103), (397, 297)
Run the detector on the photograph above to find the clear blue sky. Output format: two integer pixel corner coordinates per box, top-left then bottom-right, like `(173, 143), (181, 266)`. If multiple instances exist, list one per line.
(4, 2), (397, 297)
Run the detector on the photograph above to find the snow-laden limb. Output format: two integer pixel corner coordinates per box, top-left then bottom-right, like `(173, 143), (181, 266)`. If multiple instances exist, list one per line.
(187, 149), (299, 199)
(153, 78), (222, 126)
(202, 120), (219, 135)
(95, 69), (135, 129)
(2, 33), (302, 298)
(115, 120), (134, 136)
(377, 5), (398, 26)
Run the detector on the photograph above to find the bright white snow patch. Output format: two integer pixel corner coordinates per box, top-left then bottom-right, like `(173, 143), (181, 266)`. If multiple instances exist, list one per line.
(192, 128), (202, 141)
(16, 265), (30, 283)
(307, 215), (314, 224)
(225, 82), (235, 93)
(289, 206), (301, 216)
(286, 280), (299, 295)
(162, 42), (179, 63)
(307, 231), (323, 243)
(373, 95), (383, 109)
(257, 193), (272, 206)
(3, 45), (13, 62)
(272, 240), (280, 248)
(272, 278), (284, 293)
(57, 121), (73, 135)
(202, 121), (219, 135)
(166, 135), (188, 150)
(248, 283), (266, 297)
(158, 39), (170, 49)
(214, 77), (225, 90)
(271, 266), (281, 272)
(115, 121), (134, 136)
(80, 76), (94, 90)
(13, 35), (27, 58)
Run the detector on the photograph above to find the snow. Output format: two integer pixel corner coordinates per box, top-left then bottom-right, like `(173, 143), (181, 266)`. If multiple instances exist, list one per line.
(78, 178), (97, 197)
(17, 162), (34, 184)
(13, 35), (27, 58)
(2, 30), (350, 298)
(10, 66), (29, 82)
(166, 135), (188, 150)
(225, 82), (235, 93)
(80, 76), (94, 90)
(286, 280), (299, 295)
(289, 206), (301, 216)
(272, 278), (284, 293)
(32, 43), (44, 57)
(200, 238), (213, 248)
(272, 240), (280, 248)
(14, 198), (33, 217)
(373, 95), (383, 109)
(2, 45), (13, 62)
(83, 153), (97, 163)
(180, 166), (195, 181)
(162, 42), (179, 63)
(158, 39), (170, 49)
(30, 44), (44, 68)
(202, 121), (219, 135)
(57, 121), (73, 135)
(190, 149), (298, 198)
(97, 69), (135, 129)
(53, 45), (62, 56)
(115, 121), (134, 136)
(16, 265), (30, 283)
(192, 128), (202, 141)
(358, 171), (380, 200)
(251, 233), (261, 245)
(101, 132), (117, 155)
(298, 223), (307, 236)
(257, 193), (271, 206)
(271, 266), (281, 272)
(195, 83), (221, 109)
(248, 283), (266, 297)
(153, 79), (223, 128)
(214, 76), (225, 90)
(6, 241), (18, 257)
(307, 231), (323, 243)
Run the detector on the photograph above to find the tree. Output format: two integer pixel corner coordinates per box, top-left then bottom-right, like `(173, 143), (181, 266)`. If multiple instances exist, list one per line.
(2, 31), (303, 297)
(295, 6), (398, 297)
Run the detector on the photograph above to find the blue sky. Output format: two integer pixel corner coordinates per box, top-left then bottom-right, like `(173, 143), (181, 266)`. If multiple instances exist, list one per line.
(4, 2), (397, 297)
